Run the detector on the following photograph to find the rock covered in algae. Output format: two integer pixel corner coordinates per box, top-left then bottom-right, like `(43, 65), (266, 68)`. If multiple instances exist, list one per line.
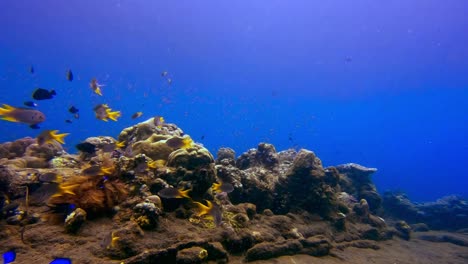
(64, 208), (87, 233)
(0, 137), (36, 159)
(226, 145), (340, 219)
(117, 117), (216, 200)
(216, 147), (235, 165)
(119, 117), (184, 143)
(133, 200), (162, 229)
(335, 163), (382, 213)
(176, 246), (208, 264)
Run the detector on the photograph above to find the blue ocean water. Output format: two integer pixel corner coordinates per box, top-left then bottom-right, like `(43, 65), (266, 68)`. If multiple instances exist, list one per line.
(0, 1), (466, 203)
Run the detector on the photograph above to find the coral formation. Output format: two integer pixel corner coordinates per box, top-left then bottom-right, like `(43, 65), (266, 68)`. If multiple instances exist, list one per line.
(0, 119), (465, 263)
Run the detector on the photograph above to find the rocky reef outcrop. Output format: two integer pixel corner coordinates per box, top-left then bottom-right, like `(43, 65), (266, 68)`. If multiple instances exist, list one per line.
(383, 192), (468, 231)
(0, 117), (431, 263)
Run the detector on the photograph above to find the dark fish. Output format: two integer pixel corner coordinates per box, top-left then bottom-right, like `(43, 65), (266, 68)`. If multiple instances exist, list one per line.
(76, 142), (96, 154)
(90, 78), (103, 96)
(0, 104), (46, 127)
(166, 136), (193, 149)
(154, 116), (165, 127)
(30, 183), (59, 205)
(66, 69), (73, 81)
(65, 119), (72, 123)
(101, 231), (120, 249)
(50, 258), (72, 264)
(93, 104), (121, 121)
(29, 66), (34, 74)
(82, 165), (112, 176)
(200, 135), (205, 140)
(37, 130), (69, 145)
(161, 71), (168, 77)
(212, 182), (234, 194)
(2, 250), (16, 264)
(158, 187), (190, 199)
(131, 111), (143, 119)
(2, 202), (20, 213)
(68, 106), (79, 114)
(39, 172), (62, 183)
(32, 88), (56, 100)
(193, 200), (223, 226)
(24, 101), (38, 107)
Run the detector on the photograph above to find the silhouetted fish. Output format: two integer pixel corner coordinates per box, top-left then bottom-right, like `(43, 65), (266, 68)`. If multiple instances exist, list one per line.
(76, 142), (96, 154)
(66, 69), (73, 81)
(32, 88), (56, 100)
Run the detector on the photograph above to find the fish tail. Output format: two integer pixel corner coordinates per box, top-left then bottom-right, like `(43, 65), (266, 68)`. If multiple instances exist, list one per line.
(193, 200), (212, 217)
(179, 188), (191, 199)
(107, 110), (121, 121)
(212, 182), (221, 192)
(100, 167), (114, 175)
(0, 104), (15, 115)
(115, 141), (126, 148)
(182, 137), (193, 149)
(51, 130), (69, 144)
(56, 175), (63, 183)
(95, 87), (103, 96)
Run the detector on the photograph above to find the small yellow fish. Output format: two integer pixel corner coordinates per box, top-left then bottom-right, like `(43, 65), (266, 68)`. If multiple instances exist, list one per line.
(82, 165), (114, 176)
(193, 200), (223, 226)
(148, 159), (166, 169)
(93, 104), (121, 122)
(212, 181), (234, 194)
(165, 135), (193, 149)
(37, 130), (69, 145)
(38, 172), (63, 183)
(131, 111), (143, 119)
(158, 187), (191, 199)
(90, 78), (103, 96)
(154, 116), (164, 127)
(105, 231), (120, 249)
(0, 104), (46, 129)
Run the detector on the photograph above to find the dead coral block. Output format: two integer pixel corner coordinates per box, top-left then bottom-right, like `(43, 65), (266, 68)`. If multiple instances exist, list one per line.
(176, 246), (207, 264)
(245, 240), (303, 261)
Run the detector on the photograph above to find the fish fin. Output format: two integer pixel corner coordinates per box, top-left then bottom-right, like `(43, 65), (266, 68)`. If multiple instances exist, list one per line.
(107, 110), (121, 121)
(50, 90), (57, 95)
(0, 104), (15, 115)
(95, 87), (102, 96)
(212, 182), (221, 192)
(1, 116), (19, 122)
(55, 175), (63, 183)
(100, 167), (113, 175)
(115, 141), (125, 148)
(179, 188), (191, 199)
(182, 137), (193, 149)
(194, 200), (212, 217)
(51, 131), (69, 144)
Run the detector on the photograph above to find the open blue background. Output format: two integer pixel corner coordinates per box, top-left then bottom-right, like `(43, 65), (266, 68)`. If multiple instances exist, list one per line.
(1, 0), (467, 202)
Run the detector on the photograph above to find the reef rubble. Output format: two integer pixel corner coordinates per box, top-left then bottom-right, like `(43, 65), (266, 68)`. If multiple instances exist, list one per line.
(0, 117), (467, 263)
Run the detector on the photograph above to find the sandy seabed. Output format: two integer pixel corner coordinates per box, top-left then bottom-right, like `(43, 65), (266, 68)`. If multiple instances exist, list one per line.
(242, 231), (468, 264)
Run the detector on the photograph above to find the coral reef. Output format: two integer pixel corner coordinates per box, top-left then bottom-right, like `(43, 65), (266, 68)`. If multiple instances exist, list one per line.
(1, 119), (465, 263)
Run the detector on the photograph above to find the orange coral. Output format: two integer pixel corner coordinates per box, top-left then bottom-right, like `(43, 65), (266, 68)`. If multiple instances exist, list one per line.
(48, 174), (127, 216)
